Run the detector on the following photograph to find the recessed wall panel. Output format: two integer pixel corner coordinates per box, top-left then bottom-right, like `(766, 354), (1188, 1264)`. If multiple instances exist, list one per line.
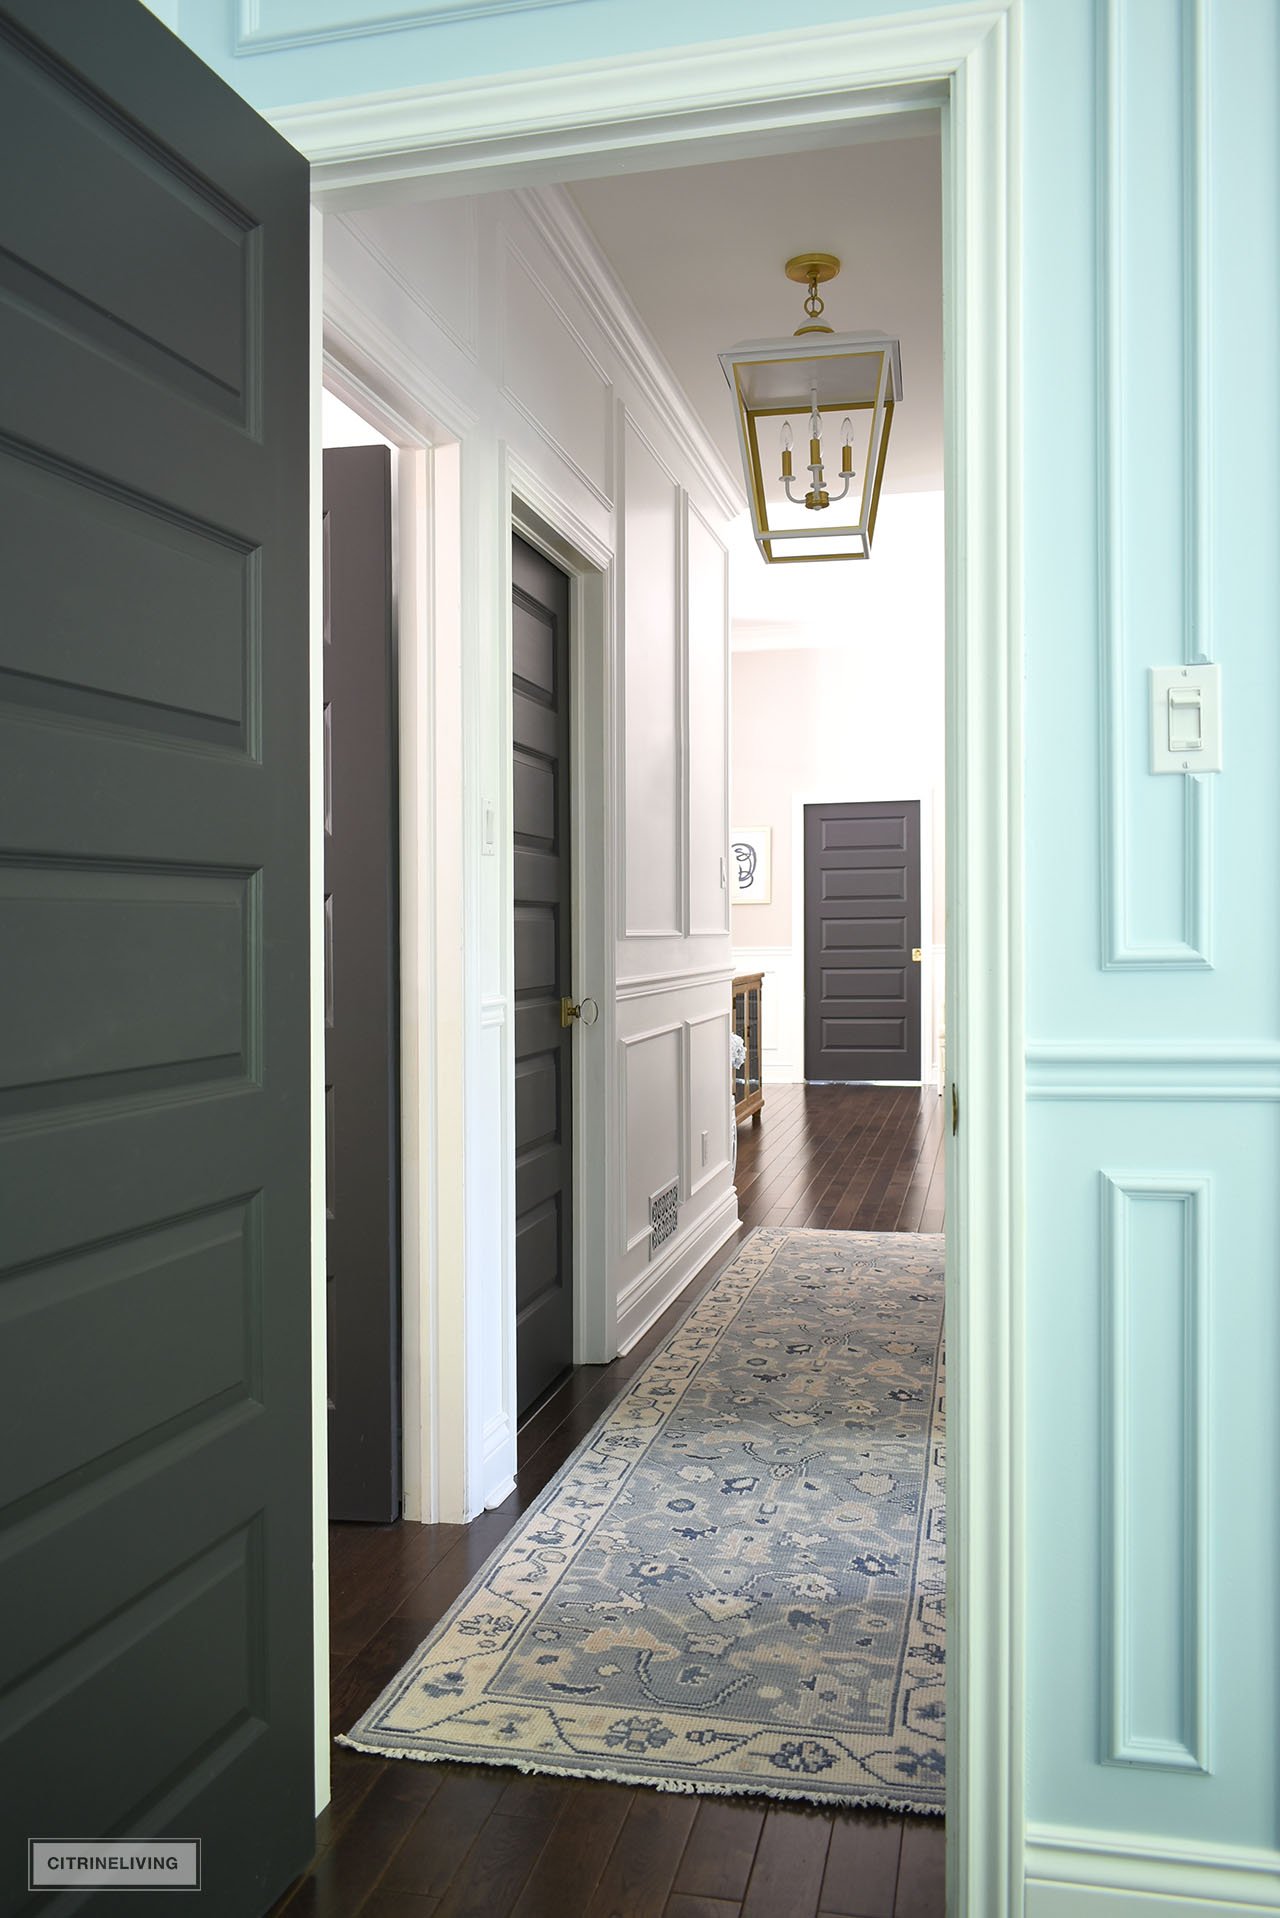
(687, 1011), (731, 1195)
(1102, 1172), (1208, 1771)
(622, 1025), (682, 1248)
(501, 240), (611, 502)
(622, 419), (681, 937)
(686, 506), (728, 936)
(346, 197), (478, 357)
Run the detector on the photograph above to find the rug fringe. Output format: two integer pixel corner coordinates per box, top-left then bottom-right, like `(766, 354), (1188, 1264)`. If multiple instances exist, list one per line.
(333, 1730), (942, 1818)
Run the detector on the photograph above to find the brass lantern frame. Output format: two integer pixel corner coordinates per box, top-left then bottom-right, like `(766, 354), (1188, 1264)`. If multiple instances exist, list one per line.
(719, 330), (903, 563)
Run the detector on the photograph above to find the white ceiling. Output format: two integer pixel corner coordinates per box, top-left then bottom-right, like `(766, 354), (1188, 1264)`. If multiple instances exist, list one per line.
(567, 116), (944, 498)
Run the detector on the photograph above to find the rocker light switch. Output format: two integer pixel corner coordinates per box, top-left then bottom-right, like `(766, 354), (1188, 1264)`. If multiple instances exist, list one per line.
(1150, 664), (1222, 774)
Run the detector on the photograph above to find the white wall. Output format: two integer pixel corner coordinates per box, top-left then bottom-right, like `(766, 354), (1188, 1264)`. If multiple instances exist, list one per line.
(324, 185), (740, 1516)
(730, 491), (945, 1084)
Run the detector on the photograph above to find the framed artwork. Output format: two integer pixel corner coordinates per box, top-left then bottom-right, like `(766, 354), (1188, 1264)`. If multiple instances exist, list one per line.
(730, 827), (772, 904)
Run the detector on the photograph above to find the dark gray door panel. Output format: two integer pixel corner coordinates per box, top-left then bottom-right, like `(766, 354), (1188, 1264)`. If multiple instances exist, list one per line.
(323, 446), (401, 1524)
(512, 536), (574, 1417)
(0, 3), (312, 1910)
(803, 801), (922, 1083)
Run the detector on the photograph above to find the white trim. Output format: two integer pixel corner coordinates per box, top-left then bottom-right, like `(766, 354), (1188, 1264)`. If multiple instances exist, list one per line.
(942, 9), (1024, 1915)
(1026, 1827), (1280, 1914)
(615, 1187), (740, 1354)
(271, 15), (973, 197)
(617, 964), (736, 1002)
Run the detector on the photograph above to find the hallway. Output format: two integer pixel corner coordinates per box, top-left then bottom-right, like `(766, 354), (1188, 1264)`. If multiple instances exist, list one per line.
(276, 1084), (946, 1918)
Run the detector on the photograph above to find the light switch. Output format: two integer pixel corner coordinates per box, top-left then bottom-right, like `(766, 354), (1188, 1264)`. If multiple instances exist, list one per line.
(1150, 664), (1222, 774)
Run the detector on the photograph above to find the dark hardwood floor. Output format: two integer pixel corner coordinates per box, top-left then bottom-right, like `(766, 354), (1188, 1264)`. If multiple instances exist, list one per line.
(272, 1082), (946, 1918)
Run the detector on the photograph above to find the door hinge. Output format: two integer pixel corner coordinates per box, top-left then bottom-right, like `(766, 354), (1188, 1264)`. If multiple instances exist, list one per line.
(951, 1083), (960, 1136)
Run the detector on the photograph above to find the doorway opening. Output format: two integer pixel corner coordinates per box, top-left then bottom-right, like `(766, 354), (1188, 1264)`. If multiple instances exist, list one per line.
(310, 12), (1022, 1914)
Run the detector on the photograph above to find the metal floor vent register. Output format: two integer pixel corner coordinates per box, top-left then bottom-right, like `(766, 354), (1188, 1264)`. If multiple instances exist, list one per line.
(649, 1181), (679, 1258)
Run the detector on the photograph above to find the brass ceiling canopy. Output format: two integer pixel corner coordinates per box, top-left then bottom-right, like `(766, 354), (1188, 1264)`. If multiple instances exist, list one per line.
(785, 252), (841, 335)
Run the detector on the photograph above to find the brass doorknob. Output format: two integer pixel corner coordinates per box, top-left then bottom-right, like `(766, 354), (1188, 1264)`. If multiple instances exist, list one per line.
(560, 995), (599, 1029)
(912, 947), (923, 962)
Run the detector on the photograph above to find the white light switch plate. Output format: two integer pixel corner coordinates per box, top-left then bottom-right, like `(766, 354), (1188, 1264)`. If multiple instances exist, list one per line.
(1150, 664), (1222, 774)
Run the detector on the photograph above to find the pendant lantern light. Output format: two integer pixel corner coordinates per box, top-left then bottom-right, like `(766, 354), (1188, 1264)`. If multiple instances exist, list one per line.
(719, 253), (902, 563)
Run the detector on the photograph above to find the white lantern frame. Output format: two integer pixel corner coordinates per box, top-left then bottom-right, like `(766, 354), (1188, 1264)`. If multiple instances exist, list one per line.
(719, 330), (903, 563)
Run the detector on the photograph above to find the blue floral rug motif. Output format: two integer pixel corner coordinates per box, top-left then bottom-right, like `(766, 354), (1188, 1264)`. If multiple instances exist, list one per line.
(341, 1228), (945, 1812)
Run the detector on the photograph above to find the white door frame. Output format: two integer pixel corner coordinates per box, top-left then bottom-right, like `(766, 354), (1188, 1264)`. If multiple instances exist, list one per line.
(293, 6), (1025, 1912)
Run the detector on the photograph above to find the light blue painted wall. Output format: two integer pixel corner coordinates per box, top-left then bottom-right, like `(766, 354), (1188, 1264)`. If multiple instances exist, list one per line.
(179, 0), (1280, 1870)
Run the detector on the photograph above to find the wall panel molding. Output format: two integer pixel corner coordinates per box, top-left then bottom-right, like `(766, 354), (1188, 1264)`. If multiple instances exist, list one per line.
(617, 964), (735, 1002)
(335, 205), (479, 363)
(618, 406), (684, 940)
(1100, 1172), (1210, 1773)
(1027, 1043), (1280, 1102)
(236, 0), (584, 53)
(1098, 0), (1214, 969)
(498, 232), (613, 510)
(683, 1008), (733, 1199)
(685, 498), (731, 939)
(516, 187), (743, 520)
(617, 1020), (685, 1255)
(1026, 1824), (1280, 1914)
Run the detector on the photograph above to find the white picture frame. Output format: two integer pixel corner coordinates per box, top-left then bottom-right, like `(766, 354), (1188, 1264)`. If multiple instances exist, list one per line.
(730, 827), (772, 904)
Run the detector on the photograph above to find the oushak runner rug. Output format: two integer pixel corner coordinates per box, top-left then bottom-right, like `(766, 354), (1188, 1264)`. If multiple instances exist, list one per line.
(341, 1227), (945, 1812)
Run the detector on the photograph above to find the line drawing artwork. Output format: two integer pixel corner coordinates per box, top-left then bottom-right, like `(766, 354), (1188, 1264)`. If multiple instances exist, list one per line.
(731, 827), (771, 903)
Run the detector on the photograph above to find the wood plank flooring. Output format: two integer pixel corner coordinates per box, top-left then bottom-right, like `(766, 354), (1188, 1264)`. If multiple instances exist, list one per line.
(272, 1083), (946, 1918)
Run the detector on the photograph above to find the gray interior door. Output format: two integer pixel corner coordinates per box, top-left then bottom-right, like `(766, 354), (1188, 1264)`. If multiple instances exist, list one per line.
(323, 446), (401, 1523)
(512, 535), (575, 1417)
(804, 800), (923, 1082)
(0, 4), (313, 1912)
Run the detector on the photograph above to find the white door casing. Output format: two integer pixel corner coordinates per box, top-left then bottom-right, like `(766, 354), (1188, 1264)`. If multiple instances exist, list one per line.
(297, 7), (1024, 1913)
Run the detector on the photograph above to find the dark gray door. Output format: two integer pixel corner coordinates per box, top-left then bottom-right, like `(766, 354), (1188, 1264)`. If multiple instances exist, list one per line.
(0, 4), (313, 1912)
(323, 447), (400, 1523)
(512, 536), (574, 1417)
(804, 801), (922, 1082)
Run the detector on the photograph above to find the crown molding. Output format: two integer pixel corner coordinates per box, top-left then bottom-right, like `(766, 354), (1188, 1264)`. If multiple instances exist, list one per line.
(264, 8), (1004, 196)
(514, 184), (744, 521)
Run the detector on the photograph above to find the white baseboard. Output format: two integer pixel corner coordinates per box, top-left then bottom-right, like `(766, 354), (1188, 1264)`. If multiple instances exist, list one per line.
(1026, 1826), (1280, 1917)
(616, 1188), (740, 1354)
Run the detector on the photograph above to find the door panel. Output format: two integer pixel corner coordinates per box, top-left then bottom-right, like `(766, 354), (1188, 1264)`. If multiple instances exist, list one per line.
(0, 4), (312, 1911)
(512, 536), (574, 1417)
(322, 447), (400, 1524)
(804, 801), (922, 1082)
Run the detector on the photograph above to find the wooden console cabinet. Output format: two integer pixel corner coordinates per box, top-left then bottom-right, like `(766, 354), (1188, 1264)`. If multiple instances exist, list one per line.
(732, 973), (764, 1125)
